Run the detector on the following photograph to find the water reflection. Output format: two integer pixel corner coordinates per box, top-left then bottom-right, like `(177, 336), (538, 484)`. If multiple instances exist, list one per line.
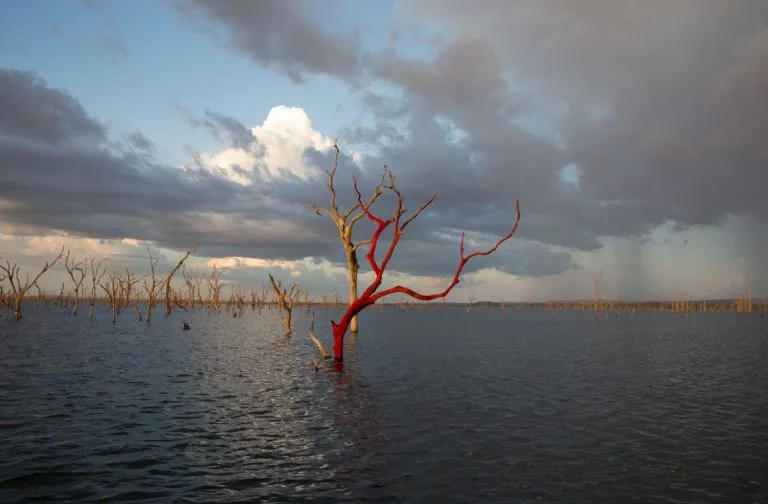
(1, 307), (767, 503)
(324, 354), (392, 501)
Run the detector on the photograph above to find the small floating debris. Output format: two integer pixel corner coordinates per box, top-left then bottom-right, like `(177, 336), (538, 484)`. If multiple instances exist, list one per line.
(182, 320), (190, 330)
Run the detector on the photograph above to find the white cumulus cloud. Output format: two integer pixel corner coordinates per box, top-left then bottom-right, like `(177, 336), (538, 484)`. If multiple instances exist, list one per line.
(199, 105), (337, 185)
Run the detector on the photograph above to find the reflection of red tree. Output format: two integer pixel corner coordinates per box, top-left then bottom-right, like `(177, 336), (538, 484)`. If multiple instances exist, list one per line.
(329, 361), (386, 486)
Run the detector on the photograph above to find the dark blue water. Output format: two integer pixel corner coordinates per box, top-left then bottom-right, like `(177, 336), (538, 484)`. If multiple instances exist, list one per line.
(1, 305), (767, 503)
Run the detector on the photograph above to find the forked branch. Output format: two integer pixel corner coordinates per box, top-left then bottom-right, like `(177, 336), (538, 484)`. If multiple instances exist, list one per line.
(0, 246), (65, 319)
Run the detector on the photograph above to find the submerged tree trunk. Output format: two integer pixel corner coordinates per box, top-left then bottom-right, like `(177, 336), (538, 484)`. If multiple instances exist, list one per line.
(347, 247), (359, 333)
(13, 296), (22, 320)
(331, 297), (374, 361)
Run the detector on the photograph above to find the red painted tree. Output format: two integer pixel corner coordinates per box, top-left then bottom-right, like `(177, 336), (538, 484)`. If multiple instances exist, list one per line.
(328, 171), (521, 362)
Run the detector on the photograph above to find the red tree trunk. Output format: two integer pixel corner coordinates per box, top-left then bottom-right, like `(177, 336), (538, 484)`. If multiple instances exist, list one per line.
(332, 298), (373, 361)
(332, 321), (345, 361)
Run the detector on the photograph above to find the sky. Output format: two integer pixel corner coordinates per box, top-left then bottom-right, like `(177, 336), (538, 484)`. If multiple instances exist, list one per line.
(1, 0), (767, 302)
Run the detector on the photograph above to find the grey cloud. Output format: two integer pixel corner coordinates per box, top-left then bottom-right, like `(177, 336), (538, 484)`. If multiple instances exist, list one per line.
(195, 110), (262, 151)
(0, 69), (335, 262)
(215, 262), (348, 296)
(355, 38), (604, 252)
(381, 233), (577, 279)
(0, 68), (577, 281)
(500, 242), (579, 278)
(392, 0), (768, 237)
(177, 0), (360, 84)
(0, 69), (105, 143)
(127, 131), (154, 153)
(169, 0), (606, 274)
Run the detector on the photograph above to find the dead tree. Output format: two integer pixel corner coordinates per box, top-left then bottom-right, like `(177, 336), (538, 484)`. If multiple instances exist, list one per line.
(594, 269), (603, 321)
(143, 247), (163, 322)
(87, 256), (108, 320)
(308, 311), (330, 360)
(100, 272), (121, 323)
(320, 175), (520, 363)
(182, 267), (202, 310)
(260, 282), (270, 310)
(268, 273), (298, 335)
(228, 284), (247, 315)
(0, 247), (65, 319)
(250, 290), (258, 311)
(164, 248), (195, 316)
(56, 282), (66, 308)
(0, 270), (6, 318)
(310, 142), (387, 334)
(64, 251), (88, 315)
(122, 269), (144, 321)
(206, 267), (224, 311)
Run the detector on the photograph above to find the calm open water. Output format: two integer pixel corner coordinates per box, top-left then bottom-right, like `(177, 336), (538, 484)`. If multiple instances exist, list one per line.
(1, 305), (767, 503)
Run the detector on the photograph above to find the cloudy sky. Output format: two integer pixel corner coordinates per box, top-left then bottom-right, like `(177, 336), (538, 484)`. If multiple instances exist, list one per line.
(1, 0), (766, 302)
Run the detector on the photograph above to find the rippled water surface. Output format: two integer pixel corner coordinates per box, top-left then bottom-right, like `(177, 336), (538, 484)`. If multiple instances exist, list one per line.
(1, 306), (767, 503)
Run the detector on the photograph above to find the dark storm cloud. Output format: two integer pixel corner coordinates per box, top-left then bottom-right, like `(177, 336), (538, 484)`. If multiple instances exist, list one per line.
(393, 0), (768, 230)
(177, 0), (360, 84)
(356, 37), (595, 254)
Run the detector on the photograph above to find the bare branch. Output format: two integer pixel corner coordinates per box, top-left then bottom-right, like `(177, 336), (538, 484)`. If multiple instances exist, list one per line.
(268, 273), (295, 335)
(0, 246), (64, 319)
(164, 247), (196, 316)
(308, 311), (330, 360)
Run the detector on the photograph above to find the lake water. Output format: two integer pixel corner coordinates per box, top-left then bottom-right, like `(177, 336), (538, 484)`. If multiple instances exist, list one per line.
(1, 305), (767, 503)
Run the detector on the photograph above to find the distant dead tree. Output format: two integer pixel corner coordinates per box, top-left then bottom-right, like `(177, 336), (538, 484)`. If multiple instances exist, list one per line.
(250, 290), (258, 311)
(301, 291), (311, 313)
(101, 272), (121, 323)
(64, 251), (87, 315)
(249, 282), (270, 312)
(310, 142), (387, 334)
(268, 273), (298, 335)
(56, 282), (66, 308)
(122, 269), (144, 321)
(314, 174), (521, 364)
(0, 246), (65, 320)
(182, 267), (202, 310)
(229, 284), (247, 314)
(206, 267), (223, 311)
(164, 248), (195, 316)
(594, 269), (603, 321)
(0, 271), (6, 318)
(143, 247), (163, 322)
(87, 256), (108, 320)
